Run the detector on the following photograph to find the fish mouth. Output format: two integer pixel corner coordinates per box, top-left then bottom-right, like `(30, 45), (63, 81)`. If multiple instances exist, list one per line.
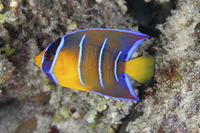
(34, 55), (42, 67)
(34, 50), (46, 68)
(34, 60), (39, 66)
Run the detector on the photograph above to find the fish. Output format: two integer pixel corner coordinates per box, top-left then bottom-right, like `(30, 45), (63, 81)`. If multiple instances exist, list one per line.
(34, 28), (155, 101)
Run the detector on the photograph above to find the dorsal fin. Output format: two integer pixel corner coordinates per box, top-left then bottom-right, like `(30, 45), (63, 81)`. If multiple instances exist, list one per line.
(62, 28), (149, 61)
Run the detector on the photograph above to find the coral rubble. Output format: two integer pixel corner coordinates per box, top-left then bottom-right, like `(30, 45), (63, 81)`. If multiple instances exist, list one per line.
(0, 0), (199, 133)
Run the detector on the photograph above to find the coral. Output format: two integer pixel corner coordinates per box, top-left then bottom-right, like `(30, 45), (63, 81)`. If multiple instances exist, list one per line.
(0, 23), (8, 37)
(0, 0), (199, 133)
(126, 0), (200, 132)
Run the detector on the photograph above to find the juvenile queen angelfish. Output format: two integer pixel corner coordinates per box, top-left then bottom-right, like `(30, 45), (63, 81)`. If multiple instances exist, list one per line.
(34, 28), (155, 101)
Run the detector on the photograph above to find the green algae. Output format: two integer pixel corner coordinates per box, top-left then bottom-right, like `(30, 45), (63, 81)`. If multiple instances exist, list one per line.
(1, 46), (15, 56)
(172, 75), (182, 81)
(88, 123), (95, 129)
(107, 127), (114, 133)
(0, 3), (11, 24)
(116, 103), (121, 109)
(0, 14), (5, 24)
(60, 108), (70, 119)
(29, 53), (35, 58)
(0, 3), (3, 11)
(53, 110), (62, 122)
(5, 5), (11, 11)
(53, 108), (70, 122)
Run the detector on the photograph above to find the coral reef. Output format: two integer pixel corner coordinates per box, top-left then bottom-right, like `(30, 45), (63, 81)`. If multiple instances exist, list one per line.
(0, 0), (199, 133)
(126, 0), (200, 132)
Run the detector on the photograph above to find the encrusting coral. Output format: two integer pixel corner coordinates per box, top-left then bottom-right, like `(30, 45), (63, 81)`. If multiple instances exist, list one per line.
(126, 0), (200, 132)
(0, 0), (199, 133)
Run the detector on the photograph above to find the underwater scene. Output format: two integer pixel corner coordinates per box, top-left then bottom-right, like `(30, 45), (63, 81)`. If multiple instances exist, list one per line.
(0, 0), (199, 133)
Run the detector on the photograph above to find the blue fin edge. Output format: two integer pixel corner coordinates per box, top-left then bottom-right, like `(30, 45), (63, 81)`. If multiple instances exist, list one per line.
(44, 72), (58, 84)
(63, 28), (149, 62)
(89, 74), (139, 101)
(63, 28), (149, 39)
(125, 38), (148, 61)
(89, 90), (139, 101)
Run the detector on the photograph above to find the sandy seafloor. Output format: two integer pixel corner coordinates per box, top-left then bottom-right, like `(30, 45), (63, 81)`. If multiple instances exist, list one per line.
(0, 0), (199, 133)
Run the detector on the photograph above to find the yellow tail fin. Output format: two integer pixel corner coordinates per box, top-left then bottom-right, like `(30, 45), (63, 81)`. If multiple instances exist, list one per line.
(124, 55), (155, 84)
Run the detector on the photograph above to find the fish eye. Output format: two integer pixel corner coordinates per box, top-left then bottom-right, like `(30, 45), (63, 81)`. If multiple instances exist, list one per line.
(44, 52), (54, 61)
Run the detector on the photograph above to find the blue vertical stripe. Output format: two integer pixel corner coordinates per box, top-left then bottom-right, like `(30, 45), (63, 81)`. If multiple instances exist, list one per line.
(41, 42), (60, 84)
(78, 34), (86, 86)
(48, 37), (65, 84)
(61, 28), (148, 62)
(124, 74), (139, 100)
(49, 37), (65, 73)
(98, 37), (108, 89)
(41, 45), (51, 70)
(125, 38), (147, 61)
(114, 51), (122, 82)
(45, 72), (58, 84)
